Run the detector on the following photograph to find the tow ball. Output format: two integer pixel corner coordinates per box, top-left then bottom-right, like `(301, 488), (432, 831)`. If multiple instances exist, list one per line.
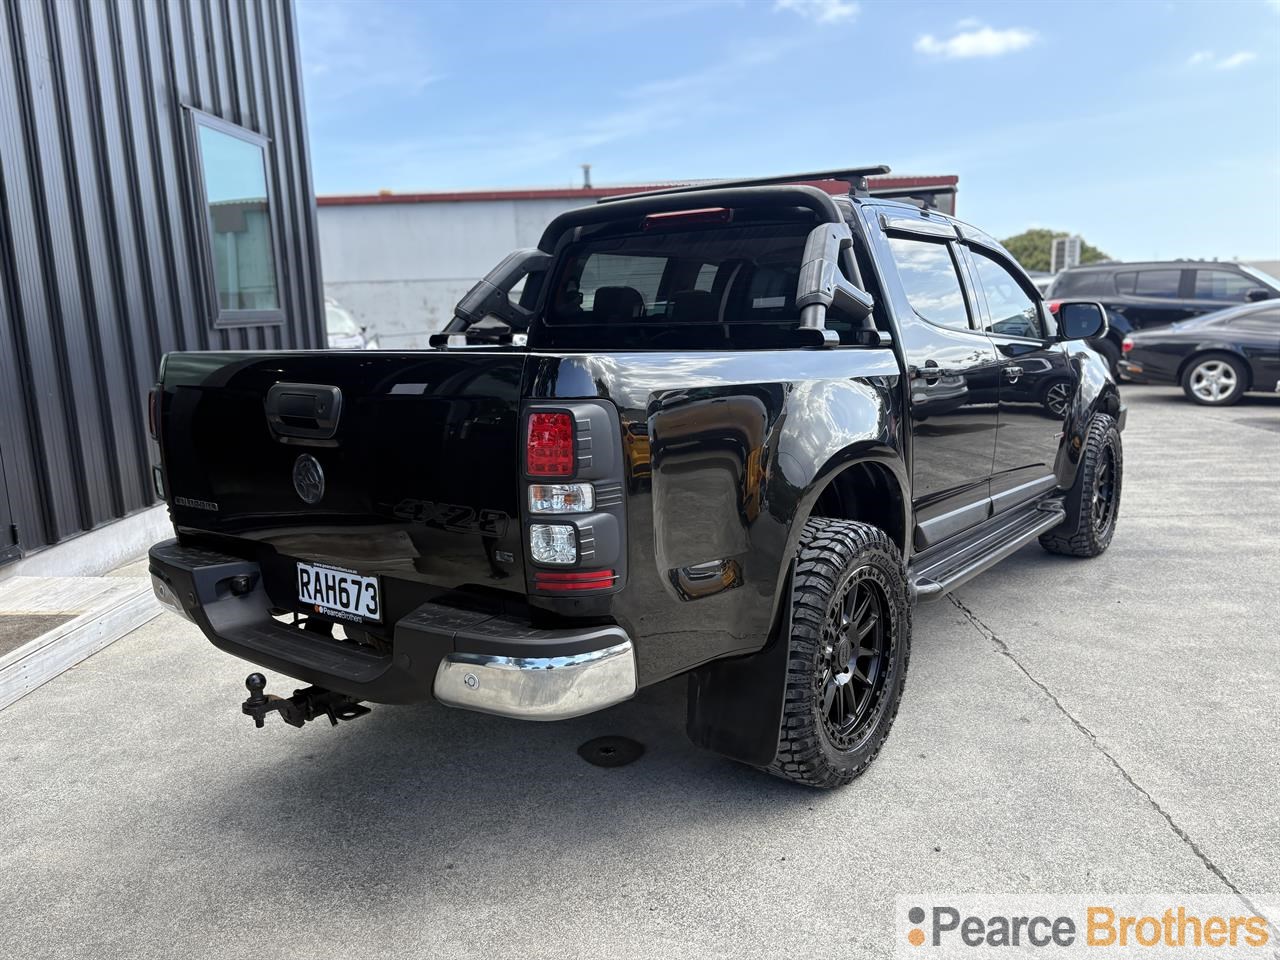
(241, 673), (371, 729)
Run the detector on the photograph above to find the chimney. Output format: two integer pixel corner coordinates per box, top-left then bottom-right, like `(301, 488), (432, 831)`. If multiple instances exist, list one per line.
(581, 163), (592, 189)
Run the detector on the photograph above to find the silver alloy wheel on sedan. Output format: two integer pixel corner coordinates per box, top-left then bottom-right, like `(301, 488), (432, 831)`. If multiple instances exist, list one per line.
(1188, 359), (1239, 404)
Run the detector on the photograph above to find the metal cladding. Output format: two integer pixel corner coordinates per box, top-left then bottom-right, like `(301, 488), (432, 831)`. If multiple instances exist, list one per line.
(0, 0), (323, 558)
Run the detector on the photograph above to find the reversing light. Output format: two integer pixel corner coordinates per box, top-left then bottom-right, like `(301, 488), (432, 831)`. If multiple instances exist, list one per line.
(529, 523), (577, 564)
(534, 569), (618, 592)
(526, 412), (575, 477)
(529, 483), (594, 514)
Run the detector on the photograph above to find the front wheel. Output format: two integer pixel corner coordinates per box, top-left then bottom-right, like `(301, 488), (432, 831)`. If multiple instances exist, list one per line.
(1040, 413), (1122, 557)
(1182, 353), (1247, 406)
(766, 519), (910, 789)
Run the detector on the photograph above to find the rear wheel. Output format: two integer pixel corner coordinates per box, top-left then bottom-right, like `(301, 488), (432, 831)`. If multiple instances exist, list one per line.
(1182, 353), (1247, 406)
(766, 519), (910, 789)
(1039, 413), (1122, 557)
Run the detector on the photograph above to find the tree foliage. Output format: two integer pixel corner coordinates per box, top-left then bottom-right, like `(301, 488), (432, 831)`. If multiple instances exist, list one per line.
(1000, 229), (1111, 273)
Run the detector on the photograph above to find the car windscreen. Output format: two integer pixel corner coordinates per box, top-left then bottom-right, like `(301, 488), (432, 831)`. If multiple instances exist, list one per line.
(531, 219), (824, 350)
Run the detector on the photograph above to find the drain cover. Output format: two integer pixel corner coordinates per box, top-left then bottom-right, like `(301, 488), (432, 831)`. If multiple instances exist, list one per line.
(577, 735), (644, 768)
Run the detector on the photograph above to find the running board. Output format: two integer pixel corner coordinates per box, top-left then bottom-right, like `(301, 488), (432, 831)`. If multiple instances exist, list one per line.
(910, 499), (1065, 601)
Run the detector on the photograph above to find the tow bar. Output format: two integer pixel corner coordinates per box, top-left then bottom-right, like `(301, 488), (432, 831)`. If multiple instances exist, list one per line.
(241, 673), (371, 729)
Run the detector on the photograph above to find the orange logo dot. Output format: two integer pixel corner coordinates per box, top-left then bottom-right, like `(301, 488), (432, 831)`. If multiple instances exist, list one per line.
(908, 928), (925, 947)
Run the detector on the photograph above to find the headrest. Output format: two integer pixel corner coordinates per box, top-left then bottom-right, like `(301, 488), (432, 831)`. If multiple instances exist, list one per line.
(669, 289), (717, 324)
(593, 286), (644, 323)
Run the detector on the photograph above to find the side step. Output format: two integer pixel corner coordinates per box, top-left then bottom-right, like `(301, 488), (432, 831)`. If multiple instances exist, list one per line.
(910, 499), (1065, 602)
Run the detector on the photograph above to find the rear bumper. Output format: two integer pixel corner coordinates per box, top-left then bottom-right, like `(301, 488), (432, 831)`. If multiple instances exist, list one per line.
(149, 538), (637, 720)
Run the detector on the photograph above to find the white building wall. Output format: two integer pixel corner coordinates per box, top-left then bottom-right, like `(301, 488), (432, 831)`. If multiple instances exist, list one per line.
(317, 197), (596, 347)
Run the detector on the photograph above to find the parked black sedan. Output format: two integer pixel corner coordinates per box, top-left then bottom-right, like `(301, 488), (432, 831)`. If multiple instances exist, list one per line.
(1120, 301), (1280, 405)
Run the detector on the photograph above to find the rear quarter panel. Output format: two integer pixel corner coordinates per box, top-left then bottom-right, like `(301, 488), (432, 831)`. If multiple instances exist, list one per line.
(526, 348), (906, 685)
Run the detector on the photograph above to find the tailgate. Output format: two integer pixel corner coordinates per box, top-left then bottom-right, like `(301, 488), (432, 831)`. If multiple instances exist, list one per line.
(157, 350), (526, 603)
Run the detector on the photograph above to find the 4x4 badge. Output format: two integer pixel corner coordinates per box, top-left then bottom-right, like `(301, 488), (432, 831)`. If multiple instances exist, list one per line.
(292, 454), (325, 504)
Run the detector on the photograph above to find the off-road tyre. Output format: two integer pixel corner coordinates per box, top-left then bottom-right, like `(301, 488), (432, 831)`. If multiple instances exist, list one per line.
(1039, 413), (1122, 557)
(765, 519), (910, 789)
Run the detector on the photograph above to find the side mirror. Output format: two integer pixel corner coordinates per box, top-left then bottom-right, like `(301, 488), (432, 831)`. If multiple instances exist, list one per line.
(1245, 288), (1270, 303)
(1055, 300), (1108, 341)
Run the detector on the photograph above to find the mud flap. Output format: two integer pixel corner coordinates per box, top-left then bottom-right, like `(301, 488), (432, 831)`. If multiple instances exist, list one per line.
(685, 563), (793, 767)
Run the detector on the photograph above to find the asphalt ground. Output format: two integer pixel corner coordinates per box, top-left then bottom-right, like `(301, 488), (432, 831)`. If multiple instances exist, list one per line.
(1, 384), (1276, 959)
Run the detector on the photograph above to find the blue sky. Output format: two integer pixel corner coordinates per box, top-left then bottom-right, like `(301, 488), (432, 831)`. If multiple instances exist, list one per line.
(297, 0), (1280, 261)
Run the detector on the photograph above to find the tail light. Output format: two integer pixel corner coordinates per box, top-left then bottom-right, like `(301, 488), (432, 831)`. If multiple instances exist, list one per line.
(525, 412), (575, 477)
(534, 569), (618, 592)
(523, 402), (625, 596)
(528, 483), (593, 514)
(1122, 336), (1134, 354)
(529, 523), (577, 564)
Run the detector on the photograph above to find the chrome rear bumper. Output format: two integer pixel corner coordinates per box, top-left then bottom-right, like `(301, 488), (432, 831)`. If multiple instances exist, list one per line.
(433, 641), (637, 721)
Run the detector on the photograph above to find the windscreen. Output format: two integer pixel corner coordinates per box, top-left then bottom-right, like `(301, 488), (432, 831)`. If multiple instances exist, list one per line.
(531, 220), (819, 349)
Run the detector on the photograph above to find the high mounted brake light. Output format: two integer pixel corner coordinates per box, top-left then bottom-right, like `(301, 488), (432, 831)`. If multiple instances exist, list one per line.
(642, 207), (732, 230)
(526, 412), (575, 477)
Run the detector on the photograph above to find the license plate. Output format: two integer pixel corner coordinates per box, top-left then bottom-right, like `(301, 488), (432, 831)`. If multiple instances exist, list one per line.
(296, 561), (381, 623)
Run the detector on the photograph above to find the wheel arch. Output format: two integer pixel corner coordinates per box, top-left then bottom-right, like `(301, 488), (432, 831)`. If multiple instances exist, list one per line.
(803, 455), (909, 556)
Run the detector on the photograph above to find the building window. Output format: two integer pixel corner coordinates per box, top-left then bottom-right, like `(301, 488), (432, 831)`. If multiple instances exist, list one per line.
(190, 111), (282, 325)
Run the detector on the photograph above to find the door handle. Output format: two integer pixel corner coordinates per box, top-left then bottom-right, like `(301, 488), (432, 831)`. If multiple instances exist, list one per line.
(915, 360), (942, 382)
(1003, 365), (1024, 382)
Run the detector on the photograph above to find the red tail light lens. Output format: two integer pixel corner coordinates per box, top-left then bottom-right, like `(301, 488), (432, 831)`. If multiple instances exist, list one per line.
(1122, 336), (1134, 354)
(534, 569), (617, 592)
(526, 412), (575, 477)
(1046, 300), (1061, 314)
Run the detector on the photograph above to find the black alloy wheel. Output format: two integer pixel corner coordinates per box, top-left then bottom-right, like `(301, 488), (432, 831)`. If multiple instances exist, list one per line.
(818, 571), (890, 750)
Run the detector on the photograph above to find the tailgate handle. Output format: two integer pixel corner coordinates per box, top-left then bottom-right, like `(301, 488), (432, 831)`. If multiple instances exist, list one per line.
(265, 383), (343, 441)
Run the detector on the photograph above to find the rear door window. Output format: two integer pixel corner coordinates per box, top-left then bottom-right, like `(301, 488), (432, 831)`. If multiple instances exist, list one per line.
(1119, 269), (1183, 298)
(1194, 269), (1262, 303)
(1054, 271), (1112, 296)
(886, 236), (971, 331)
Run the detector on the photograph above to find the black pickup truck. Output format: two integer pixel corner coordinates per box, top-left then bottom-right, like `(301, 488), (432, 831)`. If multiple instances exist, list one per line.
(148, 166), (1124, 789)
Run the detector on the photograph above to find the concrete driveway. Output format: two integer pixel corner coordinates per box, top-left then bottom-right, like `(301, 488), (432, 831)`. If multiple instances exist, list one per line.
(2, 385), (1276, 959)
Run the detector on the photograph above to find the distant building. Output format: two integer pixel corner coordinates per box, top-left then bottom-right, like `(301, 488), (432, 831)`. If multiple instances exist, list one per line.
(0, 0), (322, 569)
(317, 174), (959, 348)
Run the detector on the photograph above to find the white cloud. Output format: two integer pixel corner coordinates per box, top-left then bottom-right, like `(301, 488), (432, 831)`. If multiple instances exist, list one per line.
(1187, 50), (1258, 70)
(1216, 51), (1258, 70)
(774, 0), (860, 24)
(915, 24), (1038, 59)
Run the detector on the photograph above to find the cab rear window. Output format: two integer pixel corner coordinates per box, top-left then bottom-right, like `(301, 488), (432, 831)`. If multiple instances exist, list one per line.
(533, 221), (832, 349)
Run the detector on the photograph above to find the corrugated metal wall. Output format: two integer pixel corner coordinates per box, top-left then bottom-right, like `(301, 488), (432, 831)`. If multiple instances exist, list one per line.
(0, 0), (323, 557)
